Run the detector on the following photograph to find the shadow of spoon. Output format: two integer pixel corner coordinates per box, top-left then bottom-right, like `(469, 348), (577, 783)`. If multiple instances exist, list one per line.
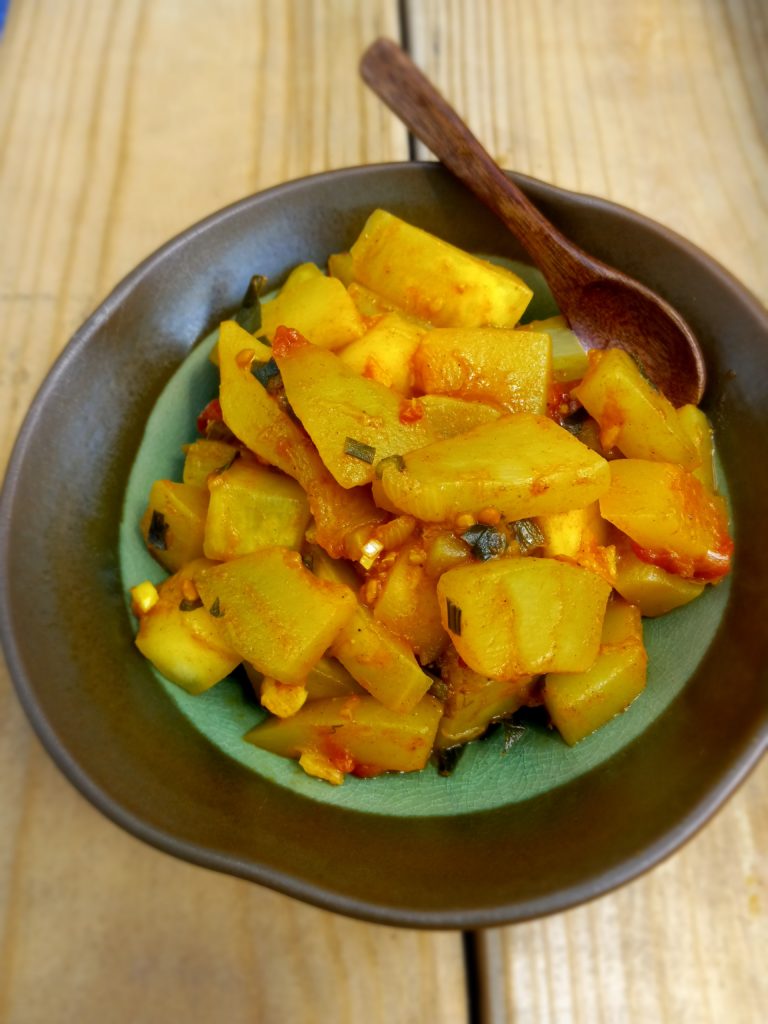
(361, 38), (706, 407)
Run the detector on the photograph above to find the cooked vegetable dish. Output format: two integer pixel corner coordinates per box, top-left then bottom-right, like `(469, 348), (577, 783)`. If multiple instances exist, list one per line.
(129, 209), (733, 785)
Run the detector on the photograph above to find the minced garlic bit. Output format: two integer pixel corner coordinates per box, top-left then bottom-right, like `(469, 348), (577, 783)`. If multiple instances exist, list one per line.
(407, 547), (427, 565)
(130, 580), (160, 616)
(477, 506), (501, 526)
(299, 750), (345, 786)
(260, 678), (308, 718)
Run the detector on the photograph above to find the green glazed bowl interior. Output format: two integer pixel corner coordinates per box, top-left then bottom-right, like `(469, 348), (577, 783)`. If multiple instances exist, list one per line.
(1, 164), (766, 928)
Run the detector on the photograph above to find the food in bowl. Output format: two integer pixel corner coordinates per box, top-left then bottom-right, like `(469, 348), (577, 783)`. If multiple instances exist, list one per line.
(129, 209), (733, 785)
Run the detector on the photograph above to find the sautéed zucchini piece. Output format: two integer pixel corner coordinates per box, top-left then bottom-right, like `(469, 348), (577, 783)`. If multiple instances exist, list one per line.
(130, 210), (733, 783)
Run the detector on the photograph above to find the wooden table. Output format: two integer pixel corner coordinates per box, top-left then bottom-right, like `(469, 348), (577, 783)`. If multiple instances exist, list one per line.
(1, 2), (765, 1021)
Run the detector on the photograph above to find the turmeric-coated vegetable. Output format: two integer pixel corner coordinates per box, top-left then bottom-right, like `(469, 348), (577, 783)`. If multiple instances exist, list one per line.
(130, 210), (733, 781)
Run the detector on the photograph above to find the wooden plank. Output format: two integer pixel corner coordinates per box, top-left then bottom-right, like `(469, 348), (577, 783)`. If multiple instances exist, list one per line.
(478, 766), (768, 1023)
(406, 0), (768, 306)
(0, 3), (469, 1023)
(405, 1), (768, 1020)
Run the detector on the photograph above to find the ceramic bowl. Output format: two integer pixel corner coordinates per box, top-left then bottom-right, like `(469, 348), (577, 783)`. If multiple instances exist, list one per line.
(1, 164), (766, 928)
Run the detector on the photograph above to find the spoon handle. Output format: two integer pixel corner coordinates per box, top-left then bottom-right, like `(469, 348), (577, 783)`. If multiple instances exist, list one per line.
(360, 38), (599, 303)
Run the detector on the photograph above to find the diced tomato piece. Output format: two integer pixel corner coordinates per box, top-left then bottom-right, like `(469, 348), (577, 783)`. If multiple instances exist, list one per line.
(196, 398), (224, 436)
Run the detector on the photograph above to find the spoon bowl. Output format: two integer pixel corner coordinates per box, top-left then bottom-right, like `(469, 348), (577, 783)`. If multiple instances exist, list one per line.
(570, 277), (707, 407)
(361, 38), (707, 406)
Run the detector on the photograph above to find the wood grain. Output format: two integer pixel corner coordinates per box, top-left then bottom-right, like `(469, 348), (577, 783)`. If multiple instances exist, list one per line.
(478, 762), (768, 1023)
(405, 2), (768, 1021)
(1, 1), (767, 1022)
(0, 4), (468, 1024)
(406, 0), (768, 307)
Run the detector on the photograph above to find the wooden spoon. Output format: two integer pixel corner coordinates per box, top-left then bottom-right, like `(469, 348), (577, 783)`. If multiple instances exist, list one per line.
(360, 38), (706, 406)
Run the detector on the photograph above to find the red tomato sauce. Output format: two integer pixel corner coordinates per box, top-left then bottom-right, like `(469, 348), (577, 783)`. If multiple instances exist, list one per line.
(196, 398), (223, 435)
(631, 534), (733, 582)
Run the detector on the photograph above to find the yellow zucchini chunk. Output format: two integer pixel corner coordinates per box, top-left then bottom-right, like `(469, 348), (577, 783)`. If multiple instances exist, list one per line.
(217, 319), (322, 481)
(572, 349), (699, 467)
(203, 460), (310, 561)
(412, 326), (551, 414)
(599, 459), (733, 580)
(544, 597), (647, 745)
(520, 315), (589, 382)
(182, 439), (241, 488)
(435, 647), (538, 750)
(676, 404), (716, 490)
(346, 281), (402, 319)
(338, 312), (425, 395)
(273, 327), (437, 487)
(438, 557), (611, 679)
(140, 480), (209, 573)
(373, 541), (448, 665)
(244, 654), (365, 702)
(134, 559), (241, 695)
(613, 538), (705, 616)
(598, 596), (642, 644)
(209, 317), (273, 372)
(195, 549), (356, 684)
(535, 502), (616, 583)
(331, 606), (434, 714)
(423, 528), (473, 578)
(536, 501), (608, 555)
(377, 413), (610, 523)
(260, 262), (366, 350)
(417, 394), (503, 435)
(304, 541), (360, 588)
(300, 543), (433, 713)
(244, 694), (444, 780)
(327, 251), (354, 286)
(349, 209), (532, 327)
(303, 656), (365, 700)
(218, 319), (384, 556)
